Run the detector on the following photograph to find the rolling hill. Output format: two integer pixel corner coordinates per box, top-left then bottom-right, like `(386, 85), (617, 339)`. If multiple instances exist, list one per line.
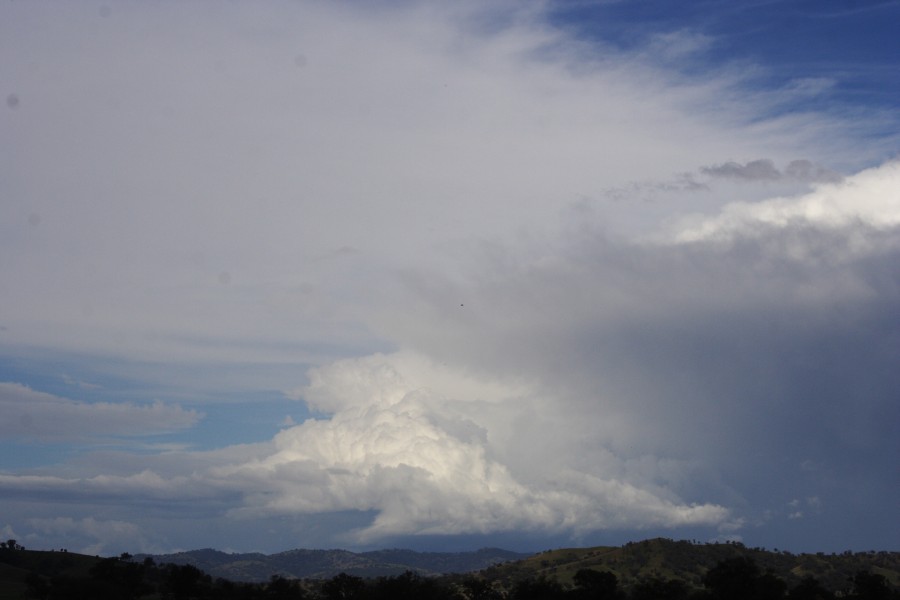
(479, 538), (900, 593)
(3, 537), (898, 597)
(137, 546), (531, 581)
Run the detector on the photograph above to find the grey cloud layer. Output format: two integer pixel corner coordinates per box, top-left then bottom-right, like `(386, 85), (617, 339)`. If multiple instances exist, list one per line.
(700, 159), (842, 183)
(0, 383), (200, 441)
(363, 163), (900, 541)
(0, 1), (885, 376)
(4, 165), (897, 551)
(2, 165), (897, 553)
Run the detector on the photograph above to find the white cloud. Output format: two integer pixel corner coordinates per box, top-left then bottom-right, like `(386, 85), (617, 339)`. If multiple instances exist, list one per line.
(219, 353), (729, 541)
(0, 354), (731, 543)
(0, 382), (201, 441)
(671, 160), (900, 244)
(61, 374), (103, 390)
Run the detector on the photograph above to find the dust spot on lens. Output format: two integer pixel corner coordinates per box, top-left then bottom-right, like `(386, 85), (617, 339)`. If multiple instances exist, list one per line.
(294, 54), (308, 68)
(218, 271), (232, 286)
(28, 213), (41, 227)
(6, 94), (19, 109)
(98, 5), (111, 17)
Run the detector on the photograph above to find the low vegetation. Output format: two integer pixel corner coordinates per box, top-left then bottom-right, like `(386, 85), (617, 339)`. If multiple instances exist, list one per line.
(1, 537), (897, 599)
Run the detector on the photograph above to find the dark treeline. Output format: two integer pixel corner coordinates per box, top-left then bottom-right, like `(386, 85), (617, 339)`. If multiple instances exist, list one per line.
(11, 549), (899, 600)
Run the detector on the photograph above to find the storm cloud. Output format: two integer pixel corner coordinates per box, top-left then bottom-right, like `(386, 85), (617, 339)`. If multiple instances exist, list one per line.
(0, 0), (897, 554)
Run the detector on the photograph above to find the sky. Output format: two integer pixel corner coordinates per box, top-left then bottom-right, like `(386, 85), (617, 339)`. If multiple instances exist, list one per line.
(1, 0), (898, 557)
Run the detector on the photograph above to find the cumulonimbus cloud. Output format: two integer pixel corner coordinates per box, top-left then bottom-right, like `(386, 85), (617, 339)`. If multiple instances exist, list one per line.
(673, 160), (900, 244)
(215, 353), (732, 542)
(0, 161), (896, 549)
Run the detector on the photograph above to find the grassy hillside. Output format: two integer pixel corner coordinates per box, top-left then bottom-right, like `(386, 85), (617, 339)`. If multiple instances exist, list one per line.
(0, 549), (102, 600)
(481, 538), (900, 593)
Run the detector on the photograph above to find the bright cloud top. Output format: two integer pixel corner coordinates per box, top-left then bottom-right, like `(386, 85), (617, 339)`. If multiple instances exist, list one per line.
(217, 354), (730, 542)
(674, 160), (900, 244)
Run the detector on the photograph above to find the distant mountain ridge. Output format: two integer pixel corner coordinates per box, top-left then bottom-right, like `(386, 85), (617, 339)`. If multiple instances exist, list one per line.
(3, 538), (899, 597)
(136, 546), (532, 582)
(135, 539), (900, 587)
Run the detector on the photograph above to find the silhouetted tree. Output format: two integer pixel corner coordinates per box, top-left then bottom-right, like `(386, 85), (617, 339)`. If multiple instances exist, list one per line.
(788, 576), (834, 600)
(704, 557), (785, 600)
(848, 571), (894, 600)
(705, 557), (761, 600)
(631, 577), (690, 600)
(166, 563), (206, 600)
(266, 574), (306, 599)
(366, 571), (454, 600)
(511, 576), (565, 600)
(86, 556), (146, 599)
(322, 573), (366, 600)
(25, 572), (50, 600)
(758, 571), (788, 600)
(460, 577), (504, 600)
(572, 569), (620, 600)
